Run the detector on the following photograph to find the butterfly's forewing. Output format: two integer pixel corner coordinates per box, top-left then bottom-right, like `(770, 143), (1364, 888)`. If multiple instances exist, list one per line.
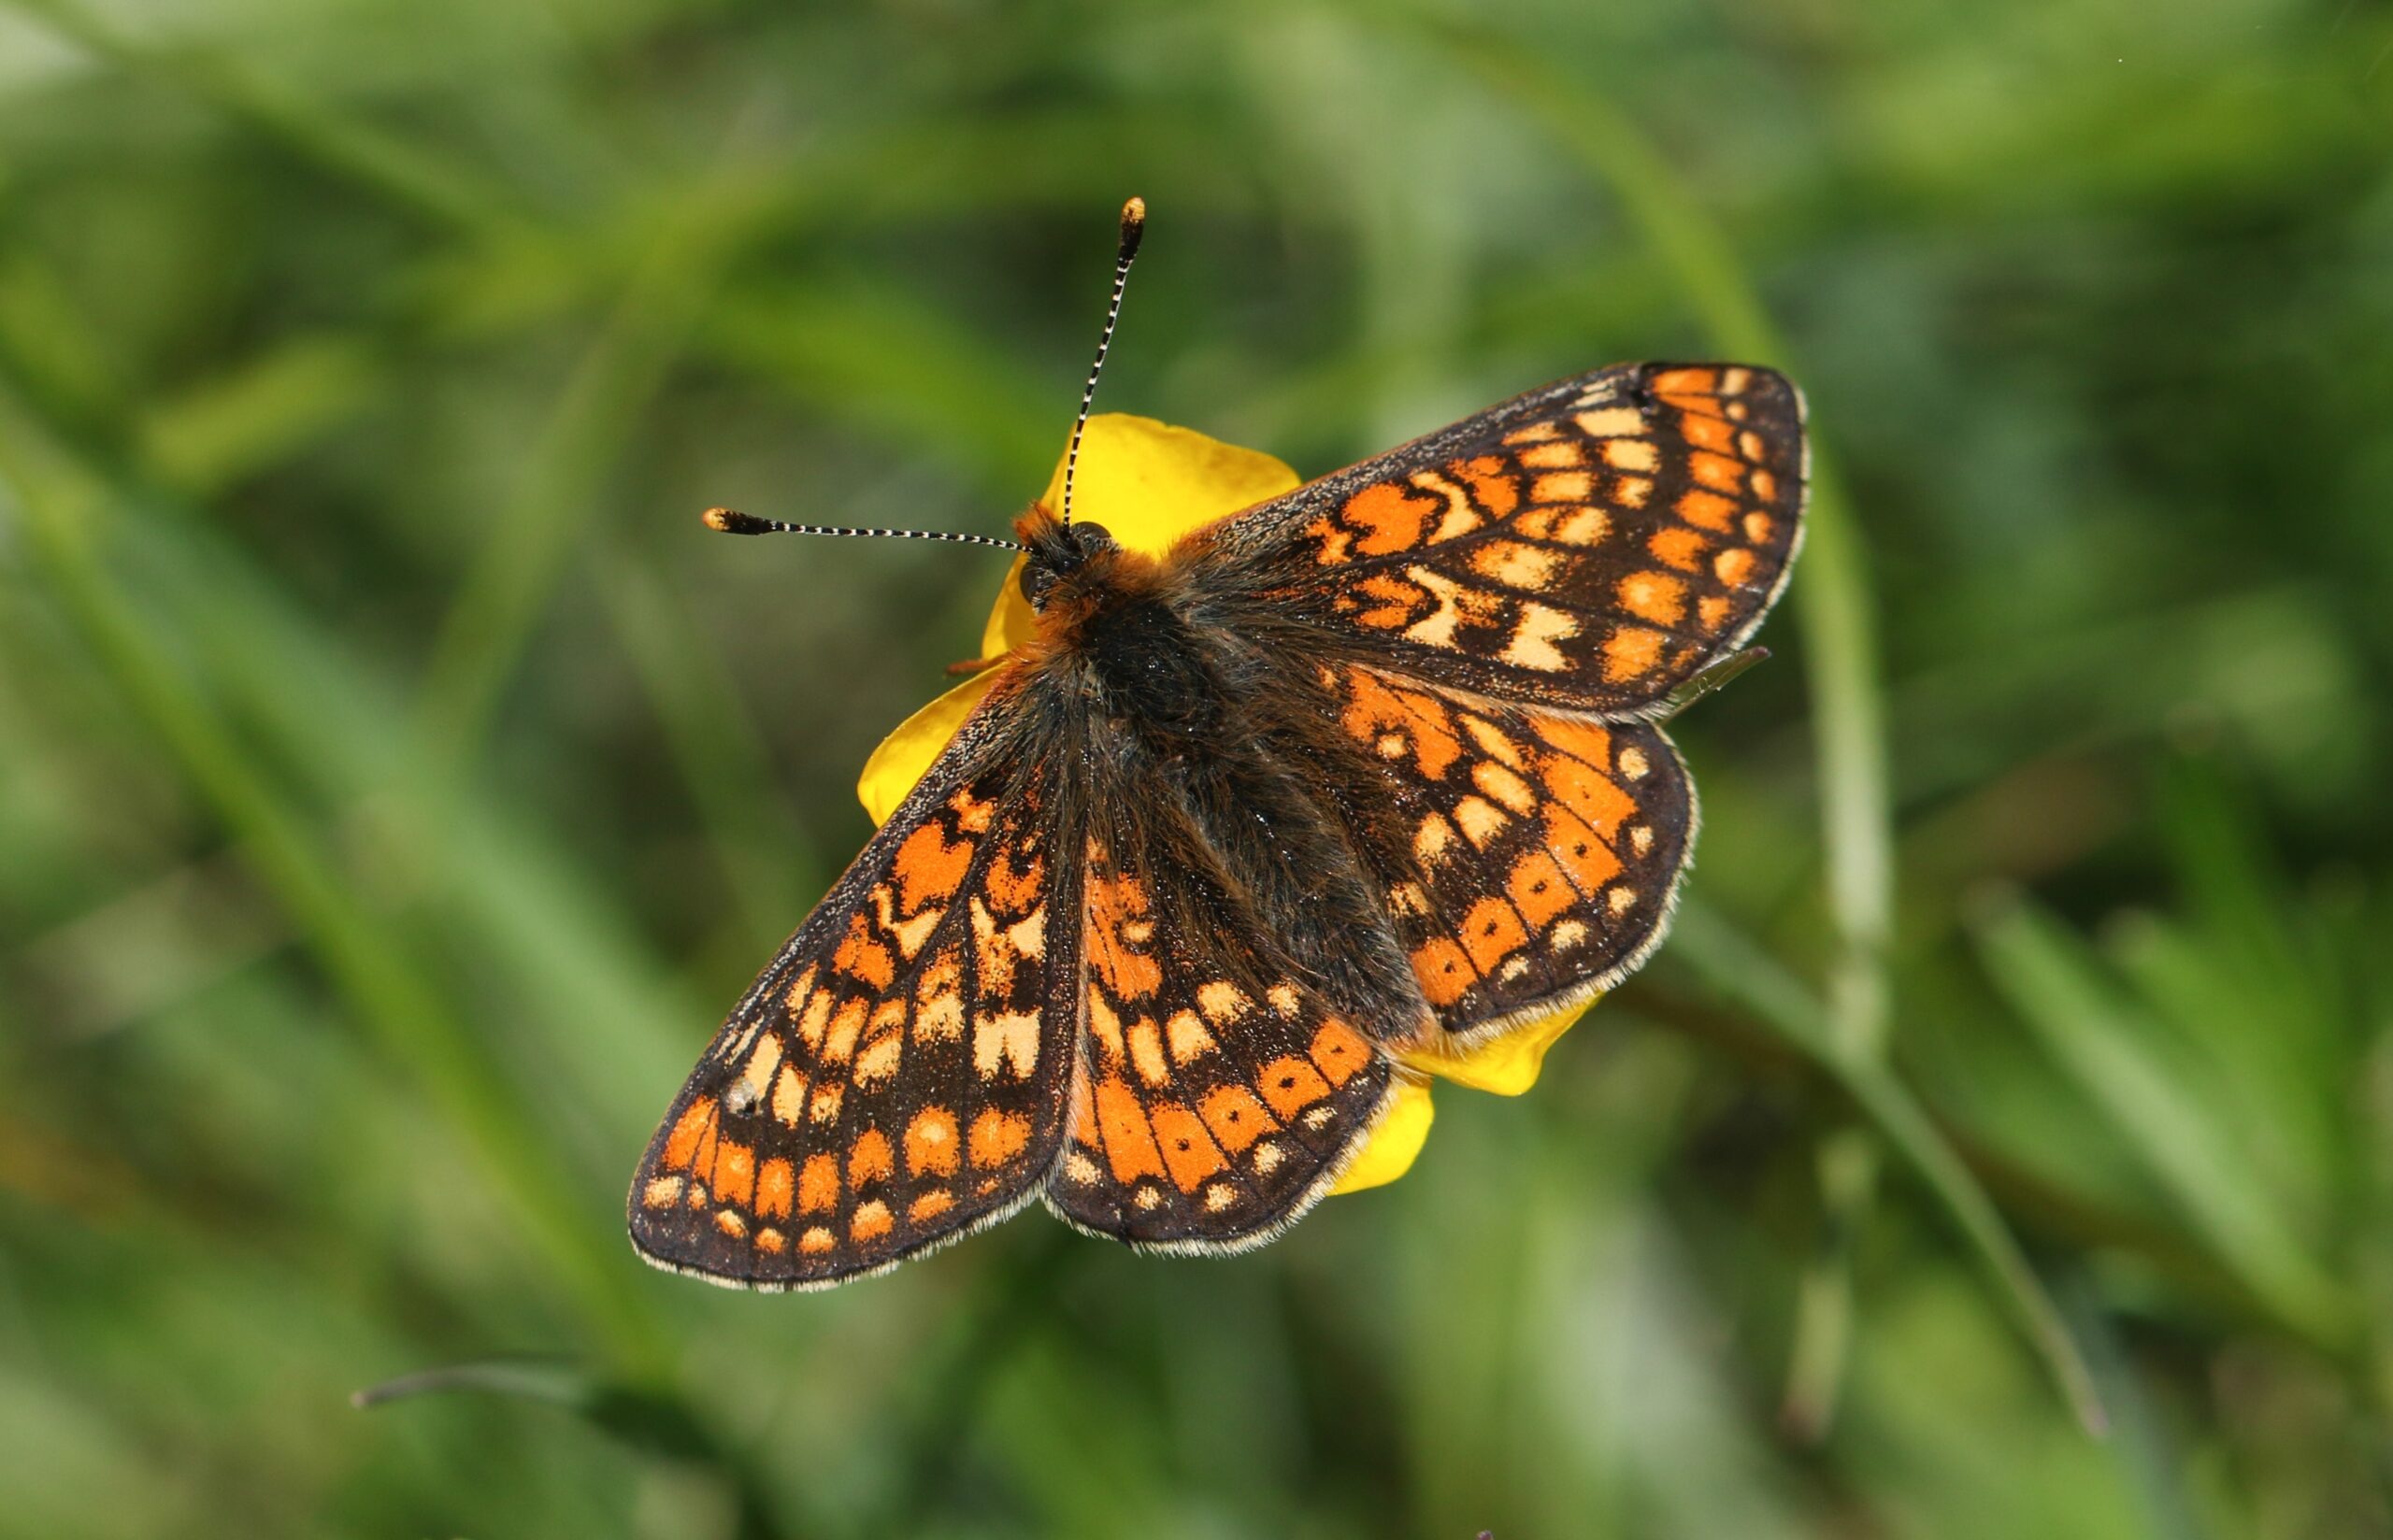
(1045, 831), (1396, 1249)
(1311, 663), (1695, 1046)
(1205, 364), (1805, 717)
(628, 706), (1079, 1288)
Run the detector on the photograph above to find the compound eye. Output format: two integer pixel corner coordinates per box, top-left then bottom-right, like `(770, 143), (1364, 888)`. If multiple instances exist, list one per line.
(1073, 521), (1116, 554)
(1020, 562), (1057, 609)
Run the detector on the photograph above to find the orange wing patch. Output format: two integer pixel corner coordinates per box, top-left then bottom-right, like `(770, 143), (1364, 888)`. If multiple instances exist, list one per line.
(1250, 363), (1803, 716)
(629, 732), (1076, 1290)
(1320, 663), (1695, 1044)
(1045, 838), (1396, 1248)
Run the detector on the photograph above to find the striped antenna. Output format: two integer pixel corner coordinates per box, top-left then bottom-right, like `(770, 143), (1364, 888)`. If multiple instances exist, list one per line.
(1060, 195), (1146, 527)
(701, 507), (1025, 553)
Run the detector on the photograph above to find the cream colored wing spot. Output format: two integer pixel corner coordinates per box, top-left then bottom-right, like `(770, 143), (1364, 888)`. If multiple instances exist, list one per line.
(770, 1064), (807, 1125)
(1471, 760), (1539, 816)
(1453, 795), (1510, 848)
(1127, 1019), (1171, 1087)
(1398, 566), (1476, 649)
(1406, 466), (1488, 543)
(1415, 812), (1460, 866)
(1498, 603), (1579, 672)
(1469, 540), (1565, 590)
(1575, 406), (1645, 436)
(970, 1011), (1039, 1081)
(1197, 980), (1253, 1024)
(1165, 1009), (1218, 1062)
(1601, 438), (1657, 472)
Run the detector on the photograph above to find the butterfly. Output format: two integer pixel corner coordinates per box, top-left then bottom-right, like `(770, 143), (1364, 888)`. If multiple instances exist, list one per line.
(628, 199), (1807, 1289)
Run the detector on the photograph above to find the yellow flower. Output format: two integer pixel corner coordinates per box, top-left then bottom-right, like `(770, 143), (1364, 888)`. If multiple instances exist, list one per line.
(856, 415), (1596, 1194)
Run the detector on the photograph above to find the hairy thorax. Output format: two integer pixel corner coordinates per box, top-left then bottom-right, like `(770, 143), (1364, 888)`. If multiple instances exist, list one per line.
(1010, 506), (1209, 722)
(1004, 504), (1429, 1036)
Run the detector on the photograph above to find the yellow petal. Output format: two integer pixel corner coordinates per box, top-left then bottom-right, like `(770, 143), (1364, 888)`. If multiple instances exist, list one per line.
(977, 414), (1300, 659)
(855, 671), (999, 826)
(980, 556), (1034, 661)
(1326, 1077), (1434, 1194)
(1041, 412), (1303, 550)
(1401, 997), (1597, 1095)
(1330, 997), (1596, 1199)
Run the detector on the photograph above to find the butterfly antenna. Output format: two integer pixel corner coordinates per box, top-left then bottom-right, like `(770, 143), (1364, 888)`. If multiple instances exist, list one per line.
(701, 507), (1025, 553)
(1059, 195), (1146, 527)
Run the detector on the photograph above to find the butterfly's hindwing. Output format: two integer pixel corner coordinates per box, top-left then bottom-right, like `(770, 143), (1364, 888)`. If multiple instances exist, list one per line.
(1314, 663), (1696, 1045)
(628, 706), (1079, 1289)
(1046, 833), (1396, 1249)
(1204, 364), (1805, 716)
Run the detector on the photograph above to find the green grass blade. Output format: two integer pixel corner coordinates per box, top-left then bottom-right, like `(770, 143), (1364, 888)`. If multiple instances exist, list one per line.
(1668, 901), (2107, 1434)
(416, 221), (730, 763)
(0, 391), (664, 1371)
(1973, 895), (2356, 1351)
(590, 553), (823, 958)
(7, 0), (527, 236)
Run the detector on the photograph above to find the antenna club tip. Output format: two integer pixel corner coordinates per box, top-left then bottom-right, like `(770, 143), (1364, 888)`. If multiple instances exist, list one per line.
(1119, 195), (1146, 257)
(703, 506), (767, 535)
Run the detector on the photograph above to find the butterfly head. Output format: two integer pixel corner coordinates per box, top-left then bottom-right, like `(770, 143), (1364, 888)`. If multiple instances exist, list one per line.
(1015, 506), (1125, 613)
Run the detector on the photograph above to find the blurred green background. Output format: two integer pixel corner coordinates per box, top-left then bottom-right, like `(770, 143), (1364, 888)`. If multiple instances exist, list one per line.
(3, 0), (2389, 1534)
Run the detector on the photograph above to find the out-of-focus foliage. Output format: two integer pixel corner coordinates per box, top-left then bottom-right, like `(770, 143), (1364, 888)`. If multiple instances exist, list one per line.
(0, 0), (2387, 1534)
